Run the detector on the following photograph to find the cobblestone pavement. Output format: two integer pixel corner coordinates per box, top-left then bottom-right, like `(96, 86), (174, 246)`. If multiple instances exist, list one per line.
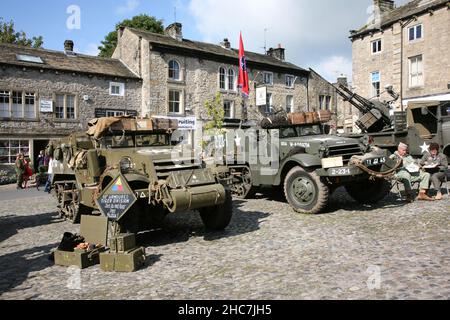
(0, 185), (449, 300)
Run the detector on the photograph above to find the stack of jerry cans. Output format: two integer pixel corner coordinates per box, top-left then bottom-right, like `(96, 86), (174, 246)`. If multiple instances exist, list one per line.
(100, 233), (146, 272)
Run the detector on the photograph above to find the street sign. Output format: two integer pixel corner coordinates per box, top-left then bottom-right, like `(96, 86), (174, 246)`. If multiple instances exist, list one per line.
(96, 174), (137, 221)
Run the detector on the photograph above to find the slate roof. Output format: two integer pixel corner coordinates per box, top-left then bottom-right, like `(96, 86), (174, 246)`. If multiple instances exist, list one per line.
(0, 43), (140, 79)
(127, 27), (309, 75)
(350, 0), (449, 38)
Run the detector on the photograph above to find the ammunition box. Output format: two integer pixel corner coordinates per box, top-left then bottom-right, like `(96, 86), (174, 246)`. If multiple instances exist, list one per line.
(100, 247), (146, 273)
(109, 233), (135, 253)
(54, 248), (102, 269)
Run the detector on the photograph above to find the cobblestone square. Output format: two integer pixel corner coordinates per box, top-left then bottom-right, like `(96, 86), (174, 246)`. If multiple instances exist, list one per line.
(0, 185), (449, 300)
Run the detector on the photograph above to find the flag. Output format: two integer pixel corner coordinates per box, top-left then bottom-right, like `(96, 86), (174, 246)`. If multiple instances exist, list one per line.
(238, 32), (249, 98)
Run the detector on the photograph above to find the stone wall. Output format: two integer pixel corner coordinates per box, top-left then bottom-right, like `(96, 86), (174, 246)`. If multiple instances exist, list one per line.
(0, 66), (142, 137)
(352, 5), (450, 110)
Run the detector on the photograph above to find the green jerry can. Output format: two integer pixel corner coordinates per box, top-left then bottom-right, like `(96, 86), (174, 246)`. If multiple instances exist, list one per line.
(100, 247), (146, 272)
(109, 233), (136, 253)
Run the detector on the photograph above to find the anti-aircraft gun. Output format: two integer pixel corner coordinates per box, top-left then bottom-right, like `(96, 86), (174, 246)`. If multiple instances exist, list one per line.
(50, 116), (233, 233)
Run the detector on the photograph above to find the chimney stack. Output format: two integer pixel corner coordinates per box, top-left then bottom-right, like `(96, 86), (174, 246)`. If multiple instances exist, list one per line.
(64, 40), (74, 52)
(165, 23), (183, 41)
(374, 0), (395, 13)
(220, 38), (231, 49)
(267, 44), (285, 61)
(337, 75), (348, 87)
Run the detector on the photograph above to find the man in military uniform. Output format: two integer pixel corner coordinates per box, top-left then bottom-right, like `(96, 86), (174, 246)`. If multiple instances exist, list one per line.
(390, 142), (434, 202)
(420, 143), (448, 200)
(14, 153), (25, 190)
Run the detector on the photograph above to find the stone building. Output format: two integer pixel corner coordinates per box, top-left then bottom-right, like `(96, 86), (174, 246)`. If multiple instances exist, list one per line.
(350, 0), (450, 110)
(0, 41), (141, 166)
(113, 24), (330, 122)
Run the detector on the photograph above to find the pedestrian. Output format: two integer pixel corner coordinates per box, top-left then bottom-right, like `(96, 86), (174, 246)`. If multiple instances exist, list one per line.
(14, 153), (25, 190)
(22, 156), (33, 189)
(420, 143), (448, 200)
(37, 150), (45, 170)
(44, 155), (54, 193)
(389, 142), (434, 202)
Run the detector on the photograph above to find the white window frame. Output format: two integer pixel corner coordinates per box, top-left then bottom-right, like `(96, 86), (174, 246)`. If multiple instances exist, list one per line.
(371, 39), (382, 54)
(0, 139), (30, 164)
(168, 60), (181, 81)
(266, 92), (273, 114)
(263, 72), (273, 86)
(408, 24), (423, 42)
(0, 91), (10, 118)
(0, 90), (37, 119)
(168, 89), (183, 115)
(285, 75), (295, 88)
(286, 95), (294, 113)
(223, 100), (235, 119)
(370, 71), (381, 98)
(54, 93), (77, 120)
(409, 55), (424, 88)
(319, 95), (331, 111)
(109, 82), (125, 96)
(228, 69), (236, 91)
(219, 67), (227, 90)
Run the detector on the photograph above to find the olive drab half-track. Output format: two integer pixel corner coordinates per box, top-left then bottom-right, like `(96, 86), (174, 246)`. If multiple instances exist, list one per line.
(49, 116), (232, 233)
(213, 111), (400, 214)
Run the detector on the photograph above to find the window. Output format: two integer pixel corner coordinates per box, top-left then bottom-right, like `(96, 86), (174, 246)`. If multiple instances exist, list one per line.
(286, 96), (293, 113)
(285, 75), (295, 88)
(0, 91), (9, 117)
(12, 91), (23, 118)
(409, 55), (424, 87)
(0, 139), (30, 164)
(106, 110), (125, 117)
(371, 39), (382, 54)
(409, 24), (423, 41)
(168, 60), (181, 80)
(228, 69), (236, 91)
(109, 82), (125, 96)
(263, 72), (273, 85)
(24, 92), (35, 119)
(219, 67), (226, 90)
(371, 71), (381, 97)
(223, 100), (234, 118)
(16, 54), (43, 64)
(55, 94), (76, 119)
(169, 90), (182, 114)
(319, 95), (331, 110)
(266, 93), (273, 114)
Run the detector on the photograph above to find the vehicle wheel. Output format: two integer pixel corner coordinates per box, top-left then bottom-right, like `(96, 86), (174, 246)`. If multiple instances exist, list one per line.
(345, 179), (391, 204)
(284, 167), (329, 214)
(199, 188), (233, 230)
(231, 166), (255, 199)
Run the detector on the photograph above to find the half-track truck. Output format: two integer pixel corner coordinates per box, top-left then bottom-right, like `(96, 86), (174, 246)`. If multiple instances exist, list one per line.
(212, 112), (399, 214)
(50, 116), (232, 233)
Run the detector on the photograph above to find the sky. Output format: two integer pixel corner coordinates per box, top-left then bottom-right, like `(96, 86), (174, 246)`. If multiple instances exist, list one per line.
(1, 0), (411, 82)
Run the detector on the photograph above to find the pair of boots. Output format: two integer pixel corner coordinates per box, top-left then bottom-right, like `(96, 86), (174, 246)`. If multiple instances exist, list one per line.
(405, 189), (434, 202)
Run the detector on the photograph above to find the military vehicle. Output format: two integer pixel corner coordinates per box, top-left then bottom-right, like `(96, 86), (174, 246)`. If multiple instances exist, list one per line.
(212, 112), (399, 214)
(49, 116), (232, 233)
(331, 80), (450, 160)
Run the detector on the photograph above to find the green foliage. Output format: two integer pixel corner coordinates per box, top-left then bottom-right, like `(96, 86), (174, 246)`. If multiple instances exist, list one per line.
(0, 18), (44, 48)
(202, 92), (225, 150)
(98, 14), (164, 58)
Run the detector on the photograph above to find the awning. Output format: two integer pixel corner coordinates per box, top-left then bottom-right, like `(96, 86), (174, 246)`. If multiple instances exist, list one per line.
(402, 93), (450, 106)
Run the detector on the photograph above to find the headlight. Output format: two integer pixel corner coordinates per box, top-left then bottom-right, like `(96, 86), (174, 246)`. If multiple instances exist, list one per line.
(119, 157), (135, 173)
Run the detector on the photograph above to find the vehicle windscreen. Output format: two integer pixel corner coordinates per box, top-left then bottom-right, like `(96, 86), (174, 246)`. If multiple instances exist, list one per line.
(136, 134), (170, 147)
(280, 125), (323, 138)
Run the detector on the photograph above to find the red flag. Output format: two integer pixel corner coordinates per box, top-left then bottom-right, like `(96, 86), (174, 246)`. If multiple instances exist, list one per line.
(238, 32), (249, 98)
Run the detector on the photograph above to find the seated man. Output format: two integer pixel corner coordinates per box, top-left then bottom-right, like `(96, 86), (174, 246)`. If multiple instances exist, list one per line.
(390, 142), (434, 202)
(420, 142), (448, 200)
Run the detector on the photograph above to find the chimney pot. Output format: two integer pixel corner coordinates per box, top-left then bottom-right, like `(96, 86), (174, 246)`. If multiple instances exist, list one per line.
(267, 45), (285, 61)
(64, 40), (74, 52)
(220, 38), (231, 49)
(165, 23), (183, 41)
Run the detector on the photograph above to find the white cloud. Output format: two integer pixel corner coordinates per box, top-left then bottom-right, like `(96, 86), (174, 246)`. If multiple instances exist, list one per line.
(83, 43), (100, 56)
(187, 0), (384, 82)
(312, 56), (353, 83)
(116, 0), (140, 15)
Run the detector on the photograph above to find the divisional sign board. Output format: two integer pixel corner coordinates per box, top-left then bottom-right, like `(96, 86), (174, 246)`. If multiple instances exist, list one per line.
(96, 175), (137, 221)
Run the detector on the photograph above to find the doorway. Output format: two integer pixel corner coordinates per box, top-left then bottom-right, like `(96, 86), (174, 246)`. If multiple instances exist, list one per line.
(33, 139), (49, 171)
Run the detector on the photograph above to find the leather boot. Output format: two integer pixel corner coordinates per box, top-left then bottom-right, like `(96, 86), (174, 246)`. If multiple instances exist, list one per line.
(416, 189), (434, 201)
(405, 190), (415, 203)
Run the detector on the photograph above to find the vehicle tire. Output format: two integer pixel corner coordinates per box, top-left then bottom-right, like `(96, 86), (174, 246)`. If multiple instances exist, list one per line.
(284, 166), (329, 214)
(232, 166), (255, 199)
(345, 179), (391, 204)
(199, 188), (233, 231)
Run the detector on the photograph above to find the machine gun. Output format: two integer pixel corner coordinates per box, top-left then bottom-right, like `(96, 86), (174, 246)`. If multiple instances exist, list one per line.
(333, 83), (399, 133)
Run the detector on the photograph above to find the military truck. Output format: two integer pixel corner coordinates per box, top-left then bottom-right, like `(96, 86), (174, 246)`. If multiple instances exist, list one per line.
(212, 112), (398, 214)
(50, 116), (232, 233)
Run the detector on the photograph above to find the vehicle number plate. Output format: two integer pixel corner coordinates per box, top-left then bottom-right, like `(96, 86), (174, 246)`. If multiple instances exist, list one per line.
(330, 168), (351, 176)
(364, 157), (386, 166)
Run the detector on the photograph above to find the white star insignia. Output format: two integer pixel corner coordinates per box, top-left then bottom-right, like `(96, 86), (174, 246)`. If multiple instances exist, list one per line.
(420, 142), (430, 154)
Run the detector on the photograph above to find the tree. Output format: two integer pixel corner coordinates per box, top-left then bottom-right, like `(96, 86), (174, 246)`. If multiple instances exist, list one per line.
(98, 14), (164, 58)
(201, 92), (226, 154)
(0, 18), (43, 48)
